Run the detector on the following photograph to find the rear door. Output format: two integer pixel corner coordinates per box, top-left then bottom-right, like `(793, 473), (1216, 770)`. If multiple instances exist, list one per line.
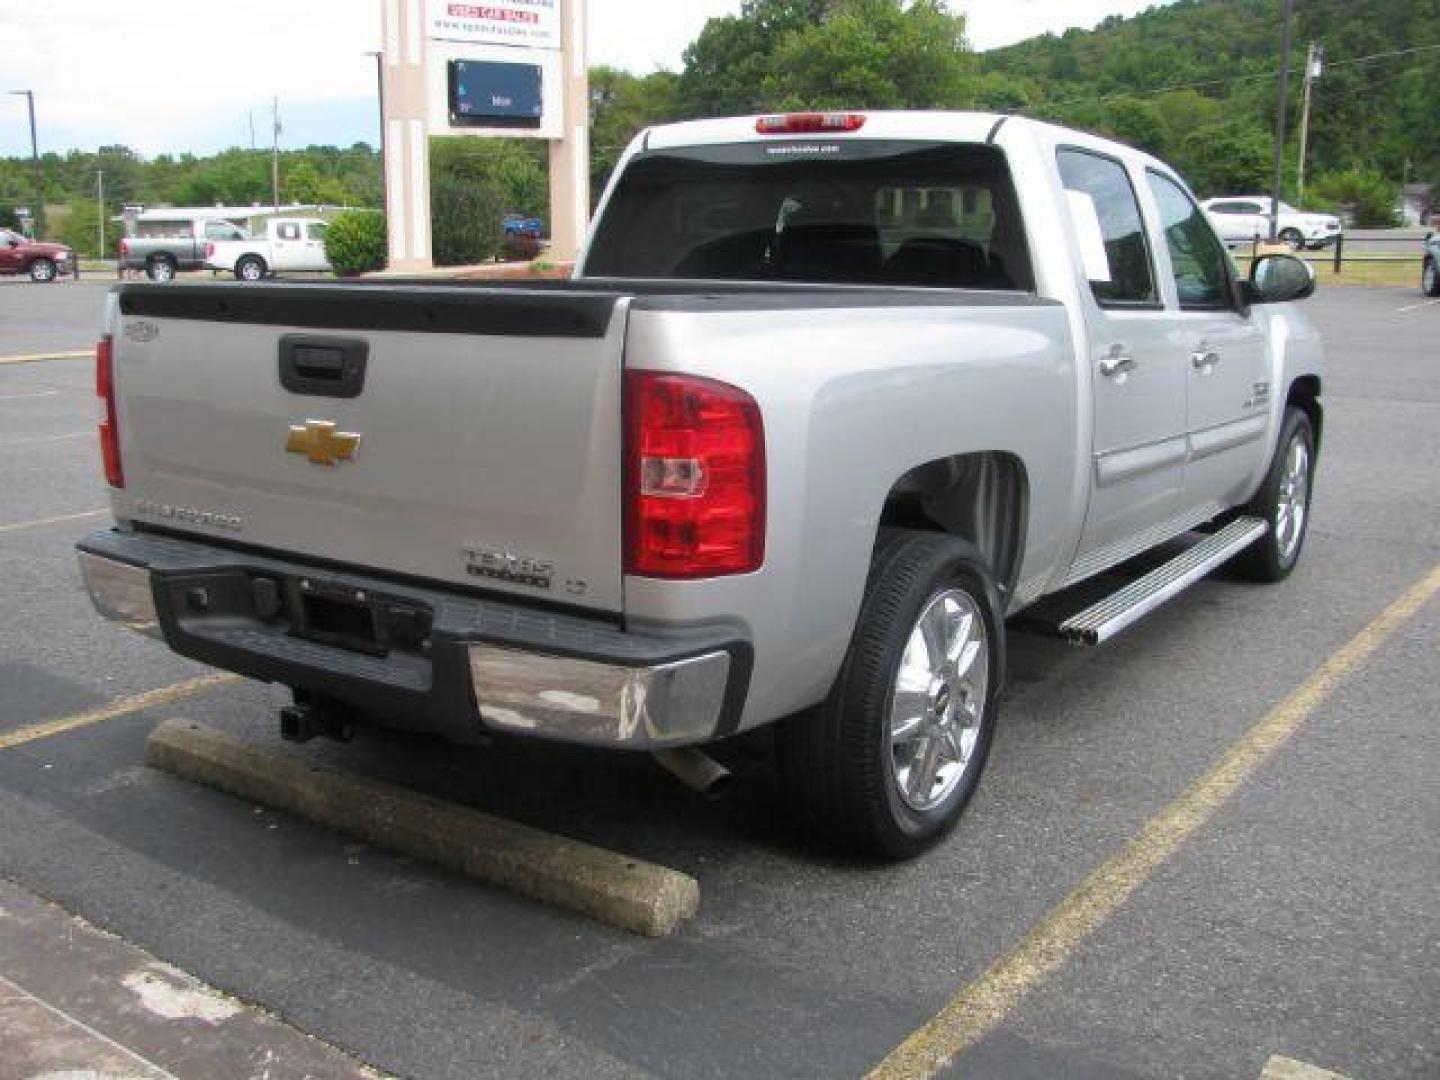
(109, 284), (630, 613)
(270, 220), (305, 270)
(302, 221), (331, 271)
(1145, 171), (1269, 512)
(1058, 148), (1189, 569)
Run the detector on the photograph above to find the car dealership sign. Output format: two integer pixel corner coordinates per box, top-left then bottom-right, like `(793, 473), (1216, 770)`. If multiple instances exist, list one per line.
(428, 0), (560, 50)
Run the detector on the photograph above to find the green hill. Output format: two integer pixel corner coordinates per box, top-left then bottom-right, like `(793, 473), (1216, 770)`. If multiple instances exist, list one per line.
(981, 0), (1439, 208)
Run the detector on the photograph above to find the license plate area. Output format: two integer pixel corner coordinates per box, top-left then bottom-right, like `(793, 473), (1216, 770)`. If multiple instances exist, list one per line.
(291, 579), (432, 659)
(298, 589), (382, 655)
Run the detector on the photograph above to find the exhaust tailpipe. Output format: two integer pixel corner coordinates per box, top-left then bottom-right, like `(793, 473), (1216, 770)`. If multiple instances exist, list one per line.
(653, 748), (733, 799)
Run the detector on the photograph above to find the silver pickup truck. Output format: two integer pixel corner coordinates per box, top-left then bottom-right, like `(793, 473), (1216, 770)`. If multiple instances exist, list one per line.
(78, 112), (1323, 858)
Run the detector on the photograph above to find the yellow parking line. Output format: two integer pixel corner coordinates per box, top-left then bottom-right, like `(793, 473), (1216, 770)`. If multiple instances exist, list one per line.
(868, 562), (1440, 1080)
(0, 350), (91, 366)
(0, 674), (240, 752)
(0, 509), (107, 535)
(1261, 1056), (1353, 1080)
(0, 431), (91, 448)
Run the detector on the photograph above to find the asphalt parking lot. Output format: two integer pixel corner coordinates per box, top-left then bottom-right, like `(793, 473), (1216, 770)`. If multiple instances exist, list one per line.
(0, 280), (1436, 1079)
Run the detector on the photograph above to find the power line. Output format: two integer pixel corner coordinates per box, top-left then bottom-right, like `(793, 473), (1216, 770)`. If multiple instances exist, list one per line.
(1035, 40), (1440, 109)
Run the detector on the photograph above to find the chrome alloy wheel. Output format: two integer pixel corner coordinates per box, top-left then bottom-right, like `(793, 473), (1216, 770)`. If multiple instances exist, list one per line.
(888, 587), (989, 813)
(1275, 435), (1310, 563)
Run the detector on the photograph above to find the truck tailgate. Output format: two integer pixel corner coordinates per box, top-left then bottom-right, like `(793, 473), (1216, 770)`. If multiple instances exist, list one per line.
(109, 284), (629, 614)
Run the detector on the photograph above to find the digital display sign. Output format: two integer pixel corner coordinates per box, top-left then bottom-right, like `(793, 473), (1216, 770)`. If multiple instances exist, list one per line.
(448, 60), (544, 129)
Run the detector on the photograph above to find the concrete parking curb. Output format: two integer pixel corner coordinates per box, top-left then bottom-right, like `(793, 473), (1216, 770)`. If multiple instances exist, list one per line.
(145, 720), (701, 938)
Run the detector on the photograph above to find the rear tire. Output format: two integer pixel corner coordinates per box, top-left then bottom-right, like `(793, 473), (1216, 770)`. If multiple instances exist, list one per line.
(776, 530), (1003, 860)
(1423, 258), (1440, 297)
(236, 255), (267, 281)
(28, 258), (56, 283)
(1279, 228), (1304, 251)
(146, 255), (177, 282)
(1233, 408), (1315, 582)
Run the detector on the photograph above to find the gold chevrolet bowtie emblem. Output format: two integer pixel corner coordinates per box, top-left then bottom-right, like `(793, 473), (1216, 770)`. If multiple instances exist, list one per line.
(286, 420), (361, 466)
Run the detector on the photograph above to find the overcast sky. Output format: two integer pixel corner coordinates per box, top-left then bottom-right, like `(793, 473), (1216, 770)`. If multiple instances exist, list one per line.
(0, 1), (1171, 157)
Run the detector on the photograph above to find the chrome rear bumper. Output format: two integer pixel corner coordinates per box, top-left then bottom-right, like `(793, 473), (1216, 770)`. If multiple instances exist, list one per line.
(77, 530), (748, 749)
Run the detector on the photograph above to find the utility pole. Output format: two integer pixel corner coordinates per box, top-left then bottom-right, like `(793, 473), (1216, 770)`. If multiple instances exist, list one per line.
(8, 90), (42, 236)
(96, 169), (105, 260)
(271, 96), (281, 210)
(1269, 0), (1295, 241)
(1296, 41), (1322, 201)
(249, 110), (256, 151)
(365, 51), (388, 214)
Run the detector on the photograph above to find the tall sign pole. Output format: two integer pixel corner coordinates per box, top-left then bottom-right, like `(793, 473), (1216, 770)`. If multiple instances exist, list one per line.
(1296, 42), (1321, 201)
(549, 0), (590, 263)
(8, 91), (43, 236)
(380, 0), (589, 274)
(1268, 0), (1295, 241)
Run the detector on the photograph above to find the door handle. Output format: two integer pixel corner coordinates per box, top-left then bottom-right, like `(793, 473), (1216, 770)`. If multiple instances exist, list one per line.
(1099, 352), (1138, 379)
(1191, 349), (1222, 373)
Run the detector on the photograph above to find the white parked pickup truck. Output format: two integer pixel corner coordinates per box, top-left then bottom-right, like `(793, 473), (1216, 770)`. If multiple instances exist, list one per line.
(205, 217), (332, 280)
(79, 112), (1324, 858)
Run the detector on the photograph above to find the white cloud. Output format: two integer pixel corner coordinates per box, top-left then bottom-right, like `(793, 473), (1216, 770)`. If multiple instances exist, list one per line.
(0, 1), (1174, 156)
(957, 0), (1173, 50)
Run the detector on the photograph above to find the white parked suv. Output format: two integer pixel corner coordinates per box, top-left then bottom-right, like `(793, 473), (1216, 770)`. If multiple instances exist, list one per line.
(1202, 197), (1342, 250)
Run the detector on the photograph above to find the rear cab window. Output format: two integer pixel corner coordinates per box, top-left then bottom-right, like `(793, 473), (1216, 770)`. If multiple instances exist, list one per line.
(585, 140), (1034, 291)
(1056, 148), (1158, 309)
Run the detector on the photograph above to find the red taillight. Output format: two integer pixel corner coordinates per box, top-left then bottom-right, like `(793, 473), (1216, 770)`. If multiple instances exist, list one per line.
(96, 335), (123, 488)
(206, 242), (215, 258)
(756, 112), (866, 134)
(625, 372), (765, 579)
(119, 238), (129, 257)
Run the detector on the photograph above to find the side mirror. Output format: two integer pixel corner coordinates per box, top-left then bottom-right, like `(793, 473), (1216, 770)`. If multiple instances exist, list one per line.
(5, 237), (19, 248)
(1245, 253), (1315, 304)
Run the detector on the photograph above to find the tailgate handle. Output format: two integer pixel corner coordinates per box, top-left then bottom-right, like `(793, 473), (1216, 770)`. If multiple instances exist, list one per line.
(279, 335), (368, 398)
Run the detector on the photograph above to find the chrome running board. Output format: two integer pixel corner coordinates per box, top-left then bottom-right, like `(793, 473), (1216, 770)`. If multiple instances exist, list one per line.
(1056, 517), (1269, 646)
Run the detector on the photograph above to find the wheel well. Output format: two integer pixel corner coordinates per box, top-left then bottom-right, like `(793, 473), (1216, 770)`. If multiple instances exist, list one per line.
(1287, 375), (1324, 454)
(876, 452), (1028, 603)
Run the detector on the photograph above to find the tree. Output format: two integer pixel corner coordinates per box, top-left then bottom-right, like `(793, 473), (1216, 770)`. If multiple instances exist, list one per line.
(1310, 167), (1399, 228)
(590, 66), (680, 194)
(1179, 121), (1272, 195)
(762, 0), (977, 111)
(430, 137), (546, 218)
(677, 0), (832, 117)
(60, 199), (106, 257)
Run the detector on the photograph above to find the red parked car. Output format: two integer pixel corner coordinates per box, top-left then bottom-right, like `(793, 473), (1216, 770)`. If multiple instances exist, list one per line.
(0, 228), (74, 282)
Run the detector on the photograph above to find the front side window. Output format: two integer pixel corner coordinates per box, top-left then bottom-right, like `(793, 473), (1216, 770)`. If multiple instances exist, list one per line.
(306, 222), (328, 241)
(585, 141), (1033, 291)
(1056, 149), (1157, 307)
(276, 222), (301, 241)
(1147, 171), (1235, 310)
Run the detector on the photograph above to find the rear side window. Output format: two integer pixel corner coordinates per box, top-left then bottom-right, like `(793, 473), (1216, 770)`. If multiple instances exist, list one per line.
(585, 141), (1033, 291)
(276, 222), (301, 241)
(1147, 171), (1236, 310)
(306, 222), (328, 241)
(135, 219), (193, 239)
(1057, 149), (1157, 307)
(204, 221), (245, 241)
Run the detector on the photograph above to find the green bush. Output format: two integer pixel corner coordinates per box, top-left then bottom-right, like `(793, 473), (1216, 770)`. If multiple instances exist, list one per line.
(430, 174), (506, 267)
(324, 210), (387, 275)
(60, 200), (106, 258)
(1310, 168), (1400, 228)
(430, 138), (546, 219)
